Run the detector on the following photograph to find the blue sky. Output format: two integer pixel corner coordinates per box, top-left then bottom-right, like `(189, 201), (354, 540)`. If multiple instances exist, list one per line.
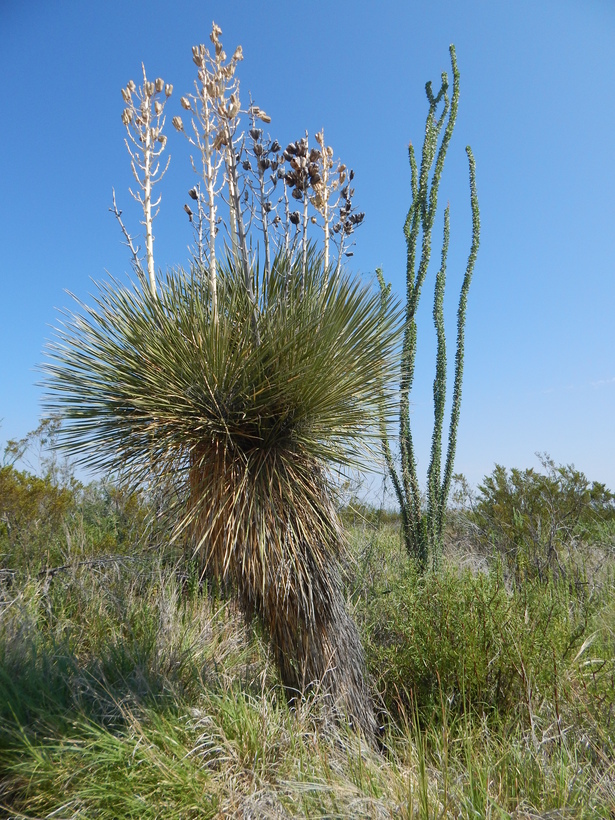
(1, 0), (614, 491)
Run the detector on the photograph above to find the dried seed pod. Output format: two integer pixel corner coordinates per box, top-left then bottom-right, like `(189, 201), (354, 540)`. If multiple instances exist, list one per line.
(154, 101), (163, 116)
(121, 87), (131, 103)
(121, 108), (132, 126)
(155, 78), (164, 92)
(128, 79), (136, 92)
(242, 160), (252, 171)
(212, 130), (227, 150)
(192, 46), (203, 67)
(289, 211), (300, 225)
(145, 81), (155, 97)
(253, 143), (264, 157)
(227, 94), (240, 118)
(157, 134), (167, 147)
(165, 84), (173, 97)
(291, 188), (303, 201)
(310, 216), (317, 224)
(270, 140), (281, 153)
(188, 188), (199, 200)
(172, 116), (184, 131)
(249, 128), (263, 141)
(184, 204), (193, 221)
(180, 97), (192, 110)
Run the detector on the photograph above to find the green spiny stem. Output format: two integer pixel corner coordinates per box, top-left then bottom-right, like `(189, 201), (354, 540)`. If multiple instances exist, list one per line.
(427, 204), (450, 565)
(438, 146), (480, 543)
(378, 45), (479, 571)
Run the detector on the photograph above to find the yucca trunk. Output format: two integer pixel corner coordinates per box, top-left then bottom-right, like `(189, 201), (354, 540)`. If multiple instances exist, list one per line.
(188, 443), (375, 736)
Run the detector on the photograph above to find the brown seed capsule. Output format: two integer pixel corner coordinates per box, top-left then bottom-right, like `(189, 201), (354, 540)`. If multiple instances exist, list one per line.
(212, 130), (227, 150)
(155, 78), (164, 92)
(121, 108), (132, 126)
(128, 80), (136, 92)
(180, 97), (192, 110)
(145, 81), (155, 97)
(121, 87), (131, 103)
(289, 211), (300, 225)
(188, 188), (198, 200)
(192, 46), (203, 67)
(165, 84), (173, 97)
(184, 204), (193, 221)
(154, 101), (163, 116)
(172, 116), (184, 131)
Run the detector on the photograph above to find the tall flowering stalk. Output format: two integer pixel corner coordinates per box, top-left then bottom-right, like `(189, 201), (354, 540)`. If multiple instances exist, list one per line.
(119, 67), (172, 297)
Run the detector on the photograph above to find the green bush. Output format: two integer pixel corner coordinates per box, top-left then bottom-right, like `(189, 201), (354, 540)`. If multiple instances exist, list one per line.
(467, 455), (615, 584)
(351, 526), (614, 746)
(0, 465), (75, 573)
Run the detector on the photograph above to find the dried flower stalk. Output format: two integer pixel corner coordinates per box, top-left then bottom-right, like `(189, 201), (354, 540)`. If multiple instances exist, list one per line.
(120, 65), (172, 297)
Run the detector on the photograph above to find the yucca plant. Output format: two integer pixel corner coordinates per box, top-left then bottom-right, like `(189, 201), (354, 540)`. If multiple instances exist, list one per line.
(42, 23), (401, 739)
(43, 249), (400, 737)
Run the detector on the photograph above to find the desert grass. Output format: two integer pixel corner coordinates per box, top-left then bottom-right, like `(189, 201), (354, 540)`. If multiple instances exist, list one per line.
(1, 520), (614, 818)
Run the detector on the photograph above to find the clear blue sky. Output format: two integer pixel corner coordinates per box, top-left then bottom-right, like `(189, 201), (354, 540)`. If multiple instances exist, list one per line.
(1, 0), (614, 491)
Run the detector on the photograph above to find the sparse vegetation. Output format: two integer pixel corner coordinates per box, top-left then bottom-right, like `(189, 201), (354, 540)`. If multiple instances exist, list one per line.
(1, 443), (614, 816)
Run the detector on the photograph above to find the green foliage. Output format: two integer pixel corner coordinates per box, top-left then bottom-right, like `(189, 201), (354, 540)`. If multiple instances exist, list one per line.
(0, 465), (74, 571)
(350, 523), (615, 808)
(469, 455), (615, 583)
(379, 45), (481, 572)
